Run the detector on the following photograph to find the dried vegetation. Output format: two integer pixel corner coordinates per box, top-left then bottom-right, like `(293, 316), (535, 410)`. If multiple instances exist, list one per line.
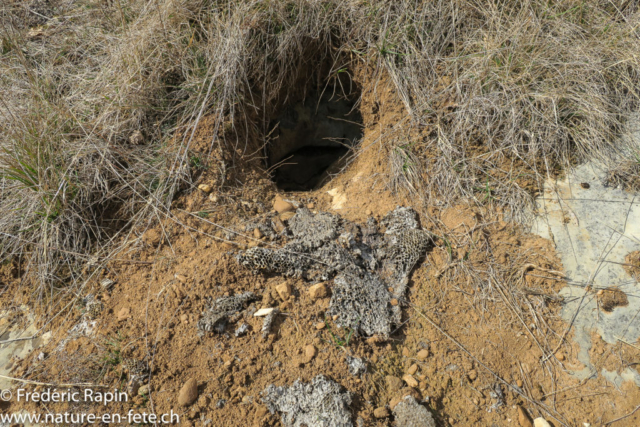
(2, 0), (640, 301)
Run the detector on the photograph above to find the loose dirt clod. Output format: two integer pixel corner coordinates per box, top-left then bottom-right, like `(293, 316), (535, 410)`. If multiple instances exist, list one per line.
(262, 375), (353, 427)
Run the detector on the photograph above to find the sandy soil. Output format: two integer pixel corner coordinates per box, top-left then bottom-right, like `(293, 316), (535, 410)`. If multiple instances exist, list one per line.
(2, 75), (640, 427)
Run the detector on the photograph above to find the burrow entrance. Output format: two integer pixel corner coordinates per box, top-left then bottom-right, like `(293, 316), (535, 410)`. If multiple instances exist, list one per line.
(267, 87), (363, 191)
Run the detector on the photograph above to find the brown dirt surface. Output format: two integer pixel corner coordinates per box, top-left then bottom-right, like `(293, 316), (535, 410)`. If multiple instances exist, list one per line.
(598, 288), (629, 313)
(3, 77), (640, 427)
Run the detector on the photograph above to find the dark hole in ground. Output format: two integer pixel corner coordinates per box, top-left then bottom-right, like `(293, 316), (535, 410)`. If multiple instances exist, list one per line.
(267, 89), (363, 191)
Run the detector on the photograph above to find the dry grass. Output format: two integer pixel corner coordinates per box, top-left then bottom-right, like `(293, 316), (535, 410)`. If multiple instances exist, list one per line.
(2, 0), (640, 300)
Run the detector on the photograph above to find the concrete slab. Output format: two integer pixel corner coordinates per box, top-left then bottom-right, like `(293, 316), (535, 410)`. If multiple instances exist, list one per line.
(533, 162), (640, 386)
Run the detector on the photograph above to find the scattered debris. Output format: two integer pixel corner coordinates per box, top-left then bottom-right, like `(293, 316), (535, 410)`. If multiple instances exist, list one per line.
(234, 323), (249, 337)
(261, 308), (280, 339)
(236, 207), (433, 338)
(129, 130), (144, 145)
(262, 375), (353, 427)
(123, 358), (148, 396)
(100, 278), (115, 289)
(197, 292), (257, 333)
(392, 395), (436, 427)
(488, 383), (505, 411)
(345, 355), (366, 376)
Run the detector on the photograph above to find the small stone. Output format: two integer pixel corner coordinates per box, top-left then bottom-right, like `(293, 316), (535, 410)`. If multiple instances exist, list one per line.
(417, 349), (429, 360)
(253, 228), (263, 239)
(308, 283), (328, 300)
(254, 308), (276, 317)
(533, 418), (552, 427)
(467, 369), (477, 381)
(390, 298), (399, 306)
(208, 193), (219, 203)
(198, 184), (212, 193)
(517, 405), (533, 427)
(307, 203), (315, 209)
(273, 195), (295, 214)
(275, 282), (292, 300)
(402, 374), (418, 388)
(516, 380), (524, 388)
(389, 387), (422, 410)
(174, 274), (187, 283)
(178, 379), (198, 406)
(402, 347), (410, 357)
(366, 209), (372, 216)
(315, 322), (326, 330)
(556, 352), (565, 361)
(373, 407), (389, 418)
(304, 345), (317, 363)
(408, 364), (418, 375)
(117, 307), (130, 322)
(280, 211), (295, 221)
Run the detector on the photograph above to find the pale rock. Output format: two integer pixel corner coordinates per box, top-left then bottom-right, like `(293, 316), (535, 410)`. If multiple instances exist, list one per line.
(533, 418), (552, 427)
(198, 184), (212, 193)
(309, 283), (328, 299)
(273, 195), (295, 214)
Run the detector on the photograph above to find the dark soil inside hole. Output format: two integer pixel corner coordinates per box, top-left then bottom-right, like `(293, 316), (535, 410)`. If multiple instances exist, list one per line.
(268, 89), (363, 191)
(273, 145), (349, 191)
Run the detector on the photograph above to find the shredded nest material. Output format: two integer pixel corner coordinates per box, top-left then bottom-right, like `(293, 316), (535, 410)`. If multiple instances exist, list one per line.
(235, 207), (433, 338)
(197, 292), (257, 333)
(392, 396), (436, 427)
(261, 375), (353, 427)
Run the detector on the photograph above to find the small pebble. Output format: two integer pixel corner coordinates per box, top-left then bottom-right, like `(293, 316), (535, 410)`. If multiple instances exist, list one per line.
(408, 364), (418, 375)
(177, 379), (198, 406)
(275, 282), (292, 300)
(417, 349), (429, 360)
(198, 184), (212, 193)
(308, 283), (328, 299)
(304, 345), (317, 363)
(373, 407), (389, 418)
(533, 418), (552, 427)
(273, 195), (295, 214)
(402, 374), (418, 388)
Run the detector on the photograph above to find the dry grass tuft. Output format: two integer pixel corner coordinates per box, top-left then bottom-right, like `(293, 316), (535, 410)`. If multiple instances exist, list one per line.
(2, 0), (640, 300)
